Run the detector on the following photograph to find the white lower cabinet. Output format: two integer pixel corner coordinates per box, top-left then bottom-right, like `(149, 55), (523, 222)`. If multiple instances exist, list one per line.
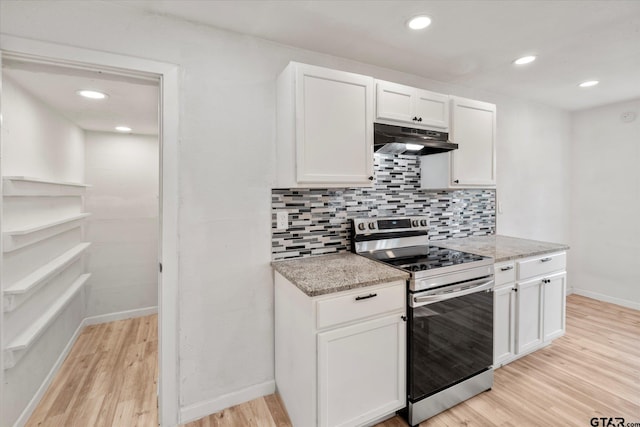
(542, 272), (567, 341)
(493, 252), (567, 367)
(493, 283), (516, 366)
(515, 278), (544, 354)
(318, 314), (405, 427)
(275, 274), (406, 427)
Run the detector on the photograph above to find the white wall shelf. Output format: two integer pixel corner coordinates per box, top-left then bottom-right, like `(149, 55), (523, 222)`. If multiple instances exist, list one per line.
(3, 213), (91, 253)
(3, 176), (91, 187)
(3, 176), (91, 196)
(4, 273), (91, 370)
(4, 242), (91, 312)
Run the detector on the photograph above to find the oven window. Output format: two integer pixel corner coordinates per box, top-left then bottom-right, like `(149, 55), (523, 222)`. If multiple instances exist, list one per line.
(408, 290), (493, 401)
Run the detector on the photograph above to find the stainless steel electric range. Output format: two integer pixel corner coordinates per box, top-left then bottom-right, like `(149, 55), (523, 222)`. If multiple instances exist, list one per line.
(351, 216), (494, 427)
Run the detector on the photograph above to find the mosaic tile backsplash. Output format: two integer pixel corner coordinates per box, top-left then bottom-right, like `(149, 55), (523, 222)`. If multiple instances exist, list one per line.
(272, 153), (495, 260)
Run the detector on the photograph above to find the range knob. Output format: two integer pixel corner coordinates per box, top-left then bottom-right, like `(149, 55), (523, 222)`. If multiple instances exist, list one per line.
(412, 219), (419, 227)
(358, 223), (366, 231)
(368, 222), (376, 230)
(420, 219), (428, 226)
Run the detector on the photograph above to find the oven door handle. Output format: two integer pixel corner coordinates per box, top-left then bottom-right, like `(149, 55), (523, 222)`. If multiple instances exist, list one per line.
(411, 279), (494, 307)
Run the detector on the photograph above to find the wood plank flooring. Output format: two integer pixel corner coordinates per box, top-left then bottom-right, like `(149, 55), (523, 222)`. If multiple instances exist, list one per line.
(26, 295), (639, 427)
(26, 315), (158, 427)
(186, 295), (640, 427)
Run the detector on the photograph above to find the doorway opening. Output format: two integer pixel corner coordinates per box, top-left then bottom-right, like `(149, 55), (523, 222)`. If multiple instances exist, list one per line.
(0, 39), (179, 427)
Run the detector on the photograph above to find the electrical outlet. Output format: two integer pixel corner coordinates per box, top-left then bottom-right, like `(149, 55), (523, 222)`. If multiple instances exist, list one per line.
(277, 211), (289, 230)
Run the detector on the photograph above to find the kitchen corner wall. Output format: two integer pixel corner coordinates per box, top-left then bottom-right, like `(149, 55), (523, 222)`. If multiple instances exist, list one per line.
(272, 154), (495, 260)
(570, 99), (640, 308)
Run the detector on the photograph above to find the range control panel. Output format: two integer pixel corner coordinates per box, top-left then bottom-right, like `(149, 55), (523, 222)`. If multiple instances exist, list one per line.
(352, 216), (429, 235)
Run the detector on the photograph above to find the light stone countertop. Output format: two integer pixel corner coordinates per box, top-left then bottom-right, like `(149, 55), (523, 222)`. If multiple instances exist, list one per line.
(272, 252), (409, 297)
(432, 235), (569, 262)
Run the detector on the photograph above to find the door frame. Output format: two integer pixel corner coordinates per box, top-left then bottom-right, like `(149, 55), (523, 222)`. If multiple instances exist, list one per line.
(0, 35), (180, 426)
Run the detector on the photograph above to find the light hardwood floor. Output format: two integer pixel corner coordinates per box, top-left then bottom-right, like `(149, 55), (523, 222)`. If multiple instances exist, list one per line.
(186, 295), (640, 427)
(26, 295), (639, 427)
(26, 315), (158, 427)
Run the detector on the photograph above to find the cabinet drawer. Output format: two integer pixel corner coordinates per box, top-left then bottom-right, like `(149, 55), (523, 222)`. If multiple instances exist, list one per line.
(316, 282), (405, 330)
(494, 261), (515, 286)
(517, 252), (566, 280)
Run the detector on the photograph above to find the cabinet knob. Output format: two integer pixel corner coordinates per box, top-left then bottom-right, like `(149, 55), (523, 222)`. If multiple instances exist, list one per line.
(418, 117), (423, 122)
(368, 176), (374, 181)
(412, 116), (418, 121)
(401, 315), (407, 322)
(453, 179), (459, 184)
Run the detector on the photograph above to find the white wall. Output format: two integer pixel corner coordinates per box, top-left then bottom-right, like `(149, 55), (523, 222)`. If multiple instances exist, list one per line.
(1, 76), (87, 426)
(0, 1), (572, 421)
(2, 77), (85, 182)
(570, 99), (640, 308)
(84, 131), (158, 317)
(496, 101), (571, 243)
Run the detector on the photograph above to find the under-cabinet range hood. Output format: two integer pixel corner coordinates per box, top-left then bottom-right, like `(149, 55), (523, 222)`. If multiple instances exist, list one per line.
(374, 123), (458, 155)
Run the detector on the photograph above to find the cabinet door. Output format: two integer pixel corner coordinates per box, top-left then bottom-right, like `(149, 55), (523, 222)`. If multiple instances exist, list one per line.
(450, 97), (496, 186)
(375, 80), (414, 123)
(295, 64), (374, 185)
(317, 314), (405, 427)
(516, 278), (543, 354)
(413, 89), (449, 129)
(543, 272), (567, 342)
(494, 284), (516, 366)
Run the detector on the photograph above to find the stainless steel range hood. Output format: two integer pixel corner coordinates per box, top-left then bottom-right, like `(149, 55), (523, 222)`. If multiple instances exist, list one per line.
(374, 123), (458, 155)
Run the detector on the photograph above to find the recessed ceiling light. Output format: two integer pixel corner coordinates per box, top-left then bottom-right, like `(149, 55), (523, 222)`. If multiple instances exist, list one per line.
(513, 55), (536, 65)
(407, 15), (432, 30)
(115, 126), (132, 132)
(579, 80), (599, 88)
(76, 89), (108, 99)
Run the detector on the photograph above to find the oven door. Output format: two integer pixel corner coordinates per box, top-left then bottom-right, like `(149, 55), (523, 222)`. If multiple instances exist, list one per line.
(408, 279), (494, 402)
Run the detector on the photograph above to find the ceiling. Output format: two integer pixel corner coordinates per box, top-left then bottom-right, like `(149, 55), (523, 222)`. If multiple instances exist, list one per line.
(3, 60), (159, 135)
(115, 0), (640, 111)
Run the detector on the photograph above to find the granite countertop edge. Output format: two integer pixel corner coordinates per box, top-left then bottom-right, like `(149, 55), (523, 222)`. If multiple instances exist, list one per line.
(433, 234), (570, 263)
(285, 273), (409, 297)
(272, 253), (410, 297)
(272, 235), (569, 296)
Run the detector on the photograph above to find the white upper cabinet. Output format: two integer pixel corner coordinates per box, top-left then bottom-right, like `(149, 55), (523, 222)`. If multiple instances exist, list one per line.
(276, 62), (374, 188)
(450, 96), (496, 186)
(421, 96), (496, 189)
(375, 80), (449, 130)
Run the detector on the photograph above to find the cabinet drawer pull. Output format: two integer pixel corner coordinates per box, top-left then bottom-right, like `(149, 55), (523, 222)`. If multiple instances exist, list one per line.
(500, 266), (514, 271)
(355, 293), (377, 301)
(540, 257), (552, 262)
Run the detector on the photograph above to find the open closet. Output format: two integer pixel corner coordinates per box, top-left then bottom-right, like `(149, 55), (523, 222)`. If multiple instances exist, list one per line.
(1, 58), (160, 426)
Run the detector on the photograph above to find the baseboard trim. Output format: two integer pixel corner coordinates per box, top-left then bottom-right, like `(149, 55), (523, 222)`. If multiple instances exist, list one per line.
(13, 317), (86, 427)
(179, 380), (276, 425)
(83, 306), (158, 326)
(572, 289), (639, 310)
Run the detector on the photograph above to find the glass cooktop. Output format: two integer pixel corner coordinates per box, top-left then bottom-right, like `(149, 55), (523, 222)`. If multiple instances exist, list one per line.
(368, 245), (488, 272)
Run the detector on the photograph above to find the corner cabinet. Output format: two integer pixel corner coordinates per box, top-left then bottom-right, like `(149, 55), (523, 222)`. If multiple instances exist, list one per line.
(493, 252), (567, 368)
(375, 80), (449, 130)
(421, 96), (496, 189)
(275, 274), (406, 427)
(276, 62), (374, 188)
